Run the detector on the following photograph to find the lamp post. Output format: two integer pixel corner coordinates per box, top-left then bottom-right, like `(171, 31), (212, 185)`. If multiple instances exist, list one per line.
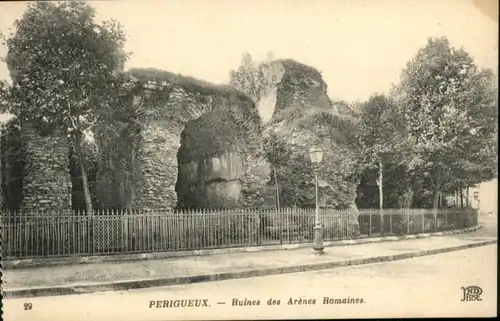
(309, 145), (324, 254)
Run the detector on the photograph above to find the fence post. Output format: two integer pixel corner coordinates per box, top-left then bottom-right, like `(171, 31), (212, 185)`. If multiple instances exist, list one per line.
(380, 209), (384, 236)
(421, 209), (425, 233)
(368, 210), (372, 237)
(406, 209), (410, 235)
(256, 209), (261, 246)
(433, 208), (437, 232)
(124, 209), (129, 252)
(92, 212), (97, 255)
(444, 208), (449, 231)
(285, 208), (289, 244)
(389, 209), (393, 235)
(279, 208), (283, 245)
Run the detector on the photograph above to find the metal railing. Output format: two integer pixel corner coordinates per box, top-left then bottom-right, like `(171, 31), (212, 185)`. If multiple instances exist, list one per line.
(0, 208), (478, 260)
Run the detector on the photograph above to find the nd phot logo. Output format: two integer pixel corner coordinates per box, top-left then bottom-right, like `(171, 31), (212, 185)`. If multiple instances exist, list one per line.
(461, 286), (483, 302)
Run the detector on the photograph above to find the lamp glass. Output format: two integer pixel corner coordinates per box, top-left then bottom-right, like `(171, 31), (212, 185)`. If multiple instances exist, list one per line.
(309, 146), (324, 164)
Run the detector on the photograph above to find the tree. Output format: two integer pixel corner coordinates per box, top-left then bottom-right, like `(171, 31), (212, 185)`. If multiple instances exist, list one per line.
(355, 94), (408, 232)
(332, 99), (361, 118)
(69, 137), (99, 209)
(263, 131), (291, 209)
(357, 94), (407, 209)
(394, 37), (497, 209)
(263, 111), (360, 209)
(0, 1), (129, 212)
(232, 51), (284, 205)
(229, 52), (272, 103)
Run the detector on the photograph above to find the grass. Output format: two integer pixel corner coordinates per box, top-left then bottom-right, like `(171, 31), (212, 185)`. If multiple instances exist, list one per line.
(126, 68), (253, 103)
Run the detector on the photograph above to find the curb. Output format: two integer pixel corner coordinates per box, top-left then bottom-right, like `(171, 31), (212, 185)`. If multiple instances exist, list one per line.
(4, 238), (496, 299)
(3, 225), (482, 270)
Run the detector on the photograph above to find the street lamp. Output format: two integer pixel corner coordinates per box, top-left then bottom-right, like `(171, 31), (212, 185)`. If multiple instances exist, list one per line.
(309, 145), (324, 254)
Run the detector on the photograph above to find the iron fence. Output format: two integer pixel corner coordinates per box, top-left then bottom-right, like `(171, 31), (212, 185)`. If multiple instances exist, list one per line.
(0, 207), (478, 260)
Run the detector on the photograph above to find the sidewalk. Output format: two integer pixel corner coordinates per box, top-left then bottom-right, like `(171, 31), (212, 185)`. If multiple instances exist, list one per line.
(3, 229), (496, 299)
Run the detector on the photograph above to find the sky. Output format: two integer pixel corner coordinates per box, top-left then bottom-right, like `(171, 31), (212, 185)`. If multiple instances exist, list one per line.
(0, 0), (498, 119)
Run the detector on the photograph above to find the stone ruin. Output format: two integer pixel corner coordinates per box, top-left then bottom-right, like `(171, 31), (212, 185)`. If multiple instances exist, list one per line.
(94, 70), (271, 210)
(1, 58), (360, 237)
(0, 121), (72, 212)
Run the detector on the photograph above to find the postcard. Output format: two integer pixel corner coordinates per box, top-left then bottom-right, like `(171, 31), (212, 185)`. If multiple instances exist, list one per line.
(1, 0), (497, 320)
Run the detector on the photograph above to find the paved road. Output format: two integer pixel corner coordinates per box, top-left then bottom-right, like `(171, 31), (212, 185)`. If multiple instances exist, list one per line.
(4, 214), (497, 321)
(4, 244), (496, 320)
(469, 212), (497, 238)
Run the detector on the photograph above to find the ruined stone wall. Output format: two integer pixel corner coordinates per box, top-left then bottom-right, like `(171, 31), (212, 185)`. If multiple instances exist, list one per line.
(177, 151), (243, 209)
(238, 126), (270, 208)
(129, 121), (181, 209)
(175, 110), (267, 209)
(97, 59), (357, 212)
(259, 59), (360, 233)
(20, 124), (72, 212)
(267, 59), (333, 117)
(96, 73), (270, 210)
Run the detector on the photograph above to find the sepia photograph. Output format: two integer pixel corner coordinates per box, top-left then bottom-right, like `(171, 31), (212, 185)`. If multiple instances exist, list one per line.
(0, 0), (498, 320)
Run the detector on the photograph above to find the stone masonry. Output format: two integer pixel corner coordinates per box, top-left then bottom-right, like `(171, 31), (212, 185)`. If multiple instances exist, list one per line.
(259, 59), (360, 234)
(97, 74), (270, 210)
(1, 60), (356, 215)
(20, 124), (72, 212)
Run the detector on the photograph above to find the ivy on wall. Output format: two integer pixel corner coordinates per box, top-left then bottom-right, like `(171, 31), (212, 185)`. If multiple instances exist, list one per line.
(1, 118), (25, 210)
(93, 67), (268, 210)
(178, 111), (250, 163)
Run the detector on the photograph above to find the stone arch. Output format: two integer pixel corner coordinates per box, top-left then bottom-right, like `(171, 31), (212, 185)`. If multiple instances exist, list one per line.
(175, 110), (251, 209)
(96, 72), (270, 210)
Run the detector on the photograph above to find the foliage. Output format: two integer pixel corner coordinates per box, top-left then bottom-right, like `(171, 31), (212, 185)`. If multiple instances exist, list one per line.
(120, 67), (263, 139)
(0, 81), (11, 113)
(355, 164), (414, 209)
(263, 131), (291, 167)
(273, 59), (333, 113)
(0, 118), (24, 210)
(0, 1), (130, 211)
(224, 52), (365, 209)
(355, 37), (497, 209)
(393, 37), (498, 208)
(180, 113), (243, 161)
(354, 94), (411, 208)
(278, 59), (325, 84)
(69, 138), (99, 209)
(303, 112), (360, 149)
(1, 1), (128, 132)
(128, 67), (254, 103)
(229, 52), (273, 103)
(356, 94), (406, 167)
(263, 111), (360, 209)
(331, 100), (361, 118)
(268, 104), (309, 125)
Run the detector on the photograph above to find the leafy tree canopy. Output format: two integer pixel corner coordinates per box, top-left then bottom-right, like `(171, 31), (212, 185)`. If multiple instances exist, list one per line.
(229, 52), (273, 104)
(0, 1), (130, 212)
(1, 1), (128, 135)
(393, 37), (497, 207)
(356, 94), (407, 168)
